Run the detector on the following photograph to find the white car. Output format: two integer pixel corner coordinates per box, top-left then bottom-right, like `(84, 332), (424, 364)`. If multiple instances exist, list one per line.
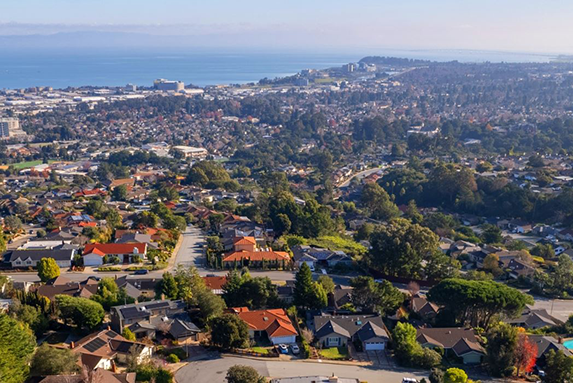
(290, 344), (300, 354)
(402, 379), (418, 383)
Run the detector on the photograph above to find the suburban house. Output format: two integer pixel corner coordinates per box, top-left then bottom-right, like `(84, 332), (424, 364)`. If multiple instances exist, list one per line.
(328, 285), (353, 310)
(115, 233), (158, 249)
(71, 328), (153, 370)
(115, 276), (160, 299)
(528, 335), (572, 365)
(83, 243), (147, 266)
(410, 296), (440, 320)
(235, 308), (298, 345)
(110, 300), (186, 332)
(416, 328), (485, 364)
(203, 276), (227, 295)
(222, 236), (291, 269)
(6, 248), (76, 268)
(292, 245), (352, 269)
(506, 308), (563, 329)
(127, 313), (201, 342)
(508, 258), (535, 280)
(35, 275), (99, 300)
(313, 314), (389, 351)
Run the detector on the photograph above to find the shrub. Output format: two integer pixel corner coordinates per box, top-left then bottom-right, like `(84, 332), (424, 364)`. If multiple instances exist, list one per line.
(167, 354), (180, 363)
(300, 339), (312, 359)
(415, 347), (443, 369)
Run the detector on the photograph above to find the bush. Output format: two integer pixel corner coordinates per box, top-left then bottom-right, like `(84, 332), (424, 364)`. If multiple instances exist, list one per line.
(167, 347), (188, 360)
(97, 266), (122, 272)
(166, 354), (180, 363)
(415, 347), (443, 369)
(300, 339), (311, 359)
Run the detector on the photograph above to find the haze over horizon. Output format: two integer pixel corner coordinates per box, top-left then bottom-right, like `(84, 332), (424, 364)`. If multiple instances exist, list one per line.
(2, 0), (573, 54)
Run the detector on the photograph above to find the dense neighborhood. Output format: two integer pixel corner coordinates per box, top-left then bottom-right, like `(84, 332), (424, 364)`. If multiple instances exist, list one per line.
(4, 57), (573, 383)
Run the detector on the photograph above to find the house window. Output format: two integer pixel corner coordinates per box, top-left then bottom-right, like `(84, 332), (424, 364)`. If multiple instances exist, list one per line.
(26, 260), (32, 265)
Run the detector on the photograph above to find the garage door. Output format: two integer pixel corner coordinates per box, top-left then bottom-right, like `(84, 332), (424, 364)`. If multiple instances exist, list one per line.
(365, 342), (385, 350)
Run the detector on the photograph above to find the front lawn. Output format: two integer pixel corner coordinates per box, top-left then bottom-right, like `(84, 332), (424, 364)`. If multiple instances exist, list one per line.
(251, 347), (270, 355)
(319, 346), (349, 360)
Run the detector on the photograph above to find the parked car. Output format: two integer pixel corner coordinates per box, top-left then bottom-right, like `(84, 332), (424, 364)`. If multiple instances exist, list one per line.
(290, 344), (300, 354)
(278, 344), (289, 354)
(133, 269), (149, 275)
(402, 379), (417, 383)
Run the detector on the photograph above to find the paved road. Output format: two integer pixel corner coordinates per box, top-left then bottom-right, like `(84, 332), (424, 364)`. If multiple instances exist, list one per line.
(175, 356), (428, 383)
(529, 295), (573, 322)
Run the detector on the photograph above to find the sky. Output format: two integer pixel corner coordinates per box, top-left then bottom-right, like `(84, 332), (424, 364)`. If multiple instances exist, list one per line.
(2, 0), (573, 53)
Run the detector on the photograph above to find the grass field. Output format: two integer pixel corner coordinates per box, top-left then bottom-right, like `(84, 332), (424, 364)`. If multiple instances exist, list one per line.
(319, 346), (349, 360)
(251, 347), (270, 355)
(7, 160), (57, 170)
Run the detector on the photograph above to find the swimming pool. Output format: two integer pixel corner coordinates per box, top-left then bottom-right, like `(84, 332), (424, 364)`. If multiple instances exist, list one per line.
(563, 339), (573, 349)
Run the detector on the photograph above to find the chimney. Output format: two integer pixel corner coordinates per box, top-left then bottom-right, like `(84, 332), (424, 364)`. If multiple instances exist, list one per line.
(70, 341), (75, 349)
(107, 325), (111, 331)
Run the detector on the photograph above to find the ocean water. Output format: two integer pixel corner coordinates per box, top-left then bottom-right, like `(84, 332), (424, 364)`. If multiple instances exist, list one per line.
(0, 48), (557, 90)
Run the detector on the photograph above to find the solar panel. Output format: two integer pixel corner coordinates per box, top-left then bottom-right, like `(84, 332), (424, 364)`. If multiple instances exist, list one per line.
(106, 330), (118, 338)
(83, 338), (106, 352)
(121, 307), (145, 319)
(146, 301), (170, 309)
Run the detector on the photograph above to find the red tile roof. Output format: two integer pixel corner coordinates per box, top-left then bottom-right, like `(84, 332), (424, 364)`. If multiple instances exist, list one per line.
(84, 243), (147, 256)
(203, 276), (227, 291)
(223, 251), (290, 263)
(233, 236), (257, 245)
(237, 309), (297, 338)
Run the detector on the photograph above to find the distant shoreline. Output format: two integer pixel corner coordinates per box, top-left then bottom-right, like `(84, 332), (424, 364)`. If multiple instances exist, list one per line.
(0, 48), (563, 90)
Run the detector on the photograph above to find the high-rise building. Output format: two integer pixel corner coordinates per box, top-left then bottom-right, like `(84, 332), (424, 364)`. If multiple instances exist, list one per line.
(153, 79), (185, 92)
(0, 118), (19, 138)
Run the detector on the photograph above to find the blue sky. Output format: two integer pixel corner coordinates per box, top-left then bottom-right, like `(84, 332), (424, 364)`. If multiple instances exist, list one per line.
(2, 0), (573, 53)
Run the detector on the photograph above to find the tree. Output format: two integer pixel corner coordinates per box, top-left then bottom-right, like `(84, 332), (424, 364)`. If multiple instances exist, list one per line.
(443, 368), (468, 383)
(10, 302), (49, 336)
(515, 332), (537, 376)
(122, 328), (136, 341)
(481, 224), (503, 244)
(4, 216), (23, 232)
(549, 254), (573, 295)
(55, 295), (105, 331)
(294, 263), (326, 309)
(0, 314), (36, 383)
(112, 184), (128, 201)
(531, 243), (555, 259)
(428, 278), (533, 330)
(226, 365), (266, 383)
(429, 368), (444, 383)
(368, 218), (440, 279)
(210, 314), (249, 350)
(404, 200), (423, 224)
(361, 182), (400, 220)
(545, 350), (573, 383)
(196, 289), (226, 322)
(350, 276), (404, 315)
(485, 323), (518, 377)
(91, 277), (134, 310)
(156, 272), (179, 300)
(317, 275), (335, 294)
(30, 344), (79, 376)
(222, 271), (279, 309)
(483, 253), (502, 277)
(37, 258), (60, 282)
(392, 322), (442, 368)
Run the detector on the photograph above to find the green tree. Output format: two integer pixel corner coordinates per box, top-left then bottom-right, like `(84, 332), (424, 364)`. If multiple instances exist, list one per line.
(91, 277), (134, 310)
(361, 182), (400, 220)
(0, 314), (36, 383)
(226, 365), (266, 383)
(122, 328), (136, 341)
(37, 258), (60, 283)
(157, 272), (179, 300)
(368, 218), (439, 278)
(294, 263), (326, 309)
(55, 295), (105, 331)
(350, 276), (404, 315)
(317, 275), (335, 294)
(10, 302), (49, 336)
(4, 216), (23, 232)
(443, 368), (468, 383)
(481, 224), (503, 244)
(210, 314), (249, 350)
(545, 350), (573, 383)
(393, 322), (419, 365)
(485, 323), (518, 377)
(483, 253), (503, 277)
(112, 184), (128, 201)
(428, 278), (533, 330)
(30, 344), (79, 376)
(404, 199), (423, 224)
(196, 289), (226, 322)
(531, 243), (555, 259)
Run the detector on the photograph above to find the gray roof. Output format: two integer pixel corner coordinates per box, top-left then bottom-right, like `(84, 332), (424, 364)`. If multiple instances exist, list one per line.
(314, 315), (386, 341)
(7, 248), (75, 262)
(528, 335), (572, 359)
